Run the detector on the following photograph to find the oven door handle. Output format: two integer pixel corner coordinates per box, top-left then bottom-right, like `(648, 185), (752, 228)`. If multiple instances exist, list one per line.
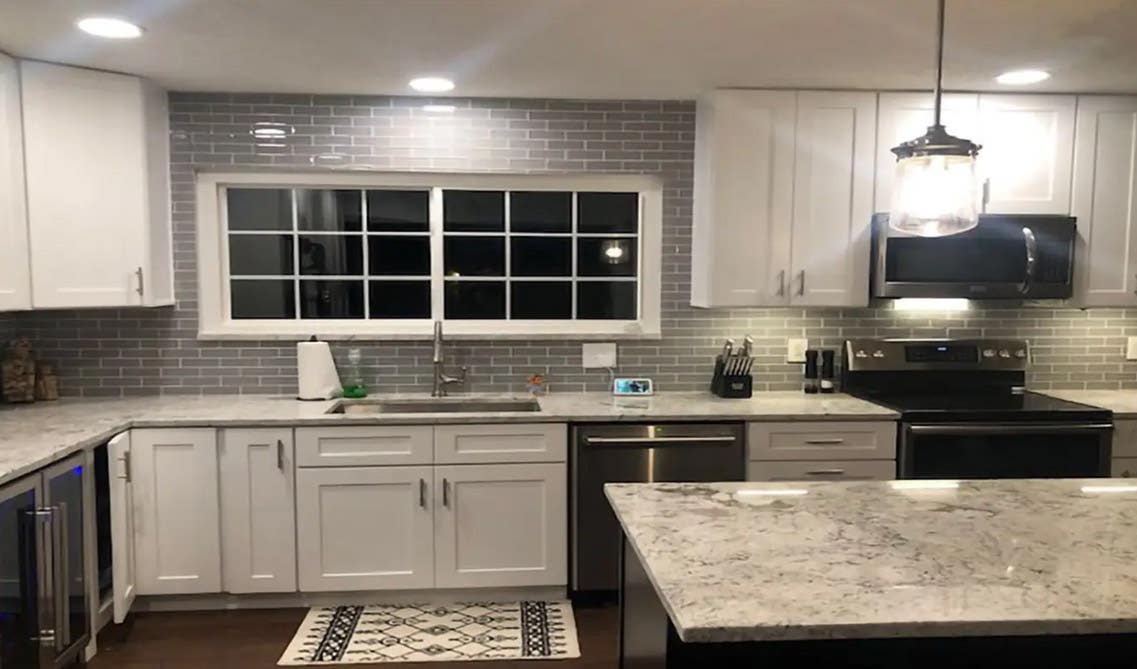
(583, 436), (739, 445)
(907, 423), (1112, 435)
(1019, 226), (1037, 295)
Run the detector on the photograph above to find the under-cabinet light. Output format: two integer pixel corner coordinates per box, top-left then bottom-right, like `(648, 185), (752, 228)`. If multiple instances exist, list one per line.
(893, 298), (970, 312)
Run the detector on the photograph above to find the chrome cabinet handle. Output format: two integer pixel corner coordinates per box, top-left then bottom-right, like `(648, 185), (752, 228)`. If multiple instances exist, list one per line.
(118, 451), (132, 482)
(135, 267), (145, 298)
(442, 478), (450, 507)
(584, 436), (738, 445)
(805, 438), (845, 445)
(276, 440), (285, 471)
(797, 270), (805, 296)
(54, 503), (69, 650)
(419, 479), (427, 508)
(1019, 227), (1037, 295)
(776, 269), (786, 297)
(806, 468), (846, 476)
(24, 508), (56, 646)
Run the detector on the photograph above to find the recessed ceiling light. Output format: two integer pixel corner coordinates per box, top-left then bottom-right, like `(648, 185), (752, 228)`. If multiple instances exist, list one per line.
(422, 104), (456, 114)
(995, 69), (1051, 85)
(409, 77), (455, 93)
(76, 17), (143, 39)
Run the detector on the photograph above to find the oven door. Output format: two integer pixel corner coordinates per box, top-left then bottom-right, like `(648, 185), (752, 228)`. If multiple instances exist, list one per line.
(872, 213), (1076, 299)
(899, 422), (1112, 479)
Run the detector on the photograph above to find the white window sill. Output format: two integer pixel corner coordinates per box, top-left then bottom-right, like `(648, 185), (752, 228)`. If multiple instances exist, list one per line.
(197, 320), (662, 341)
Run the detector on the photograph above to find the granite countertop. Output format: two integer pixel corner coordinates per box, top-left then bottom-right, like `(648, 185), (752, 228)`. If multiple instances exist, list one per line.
(0, 391), (895, 486)
(606, 479), (1137, 643)
(1040, 389), (1137, 417)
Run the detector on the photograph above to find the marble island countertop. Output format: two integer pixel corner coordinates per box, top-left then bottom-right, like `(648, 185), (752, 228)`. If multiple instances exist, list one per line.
(0, 391), (895, 486)
(606, 479), (1137, 643)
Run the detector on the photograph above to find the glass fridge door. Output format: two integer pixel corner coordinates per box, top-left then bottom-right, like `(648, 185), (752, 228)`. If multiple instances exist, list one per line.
(0, 476), (47, 669)
(42, 455), (89, 664)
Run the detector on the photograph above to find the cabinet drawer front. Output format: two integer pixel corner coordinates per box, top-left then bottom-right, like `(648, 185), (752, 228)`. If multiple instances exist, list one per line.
(748, 459), (895, 482)
(296, 426), (433, 467)
(1112, 458), (1137, 478)
(434, 423), (567, 464)
(748, 421), (896, 461)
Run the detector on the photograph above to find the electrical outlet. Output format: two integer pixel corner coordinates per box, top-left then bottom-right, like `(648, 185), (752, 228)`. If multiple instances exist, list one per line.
(786, 338), (808, 364)
(582, 342), (617, 368)
(1127, 337), (1137, 361)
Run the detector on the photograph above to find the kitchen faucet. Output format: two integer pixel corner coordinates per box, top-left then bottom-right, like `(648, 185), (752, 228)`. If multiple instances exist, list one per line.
(432, 320), (467, 397)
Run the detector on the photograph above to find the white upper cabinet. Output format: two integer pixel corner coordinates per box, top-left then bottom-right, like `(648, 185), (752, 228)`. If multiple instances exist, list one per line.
(976, 94), (1076, 215)
(874, 92), (981, 212)
(1070, 96), (1137, 307)
(0, 52), (30, 311)
(789, 91), (876, 307)
(691, 90), (795, 307)
(691, 90), (874, 308)
(20, 61), (173, 308)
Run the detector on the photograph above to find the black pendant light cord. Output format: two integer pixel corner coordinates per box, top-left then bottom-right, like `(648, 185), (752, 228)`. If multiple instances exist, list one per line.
(932, 0), (946, 127)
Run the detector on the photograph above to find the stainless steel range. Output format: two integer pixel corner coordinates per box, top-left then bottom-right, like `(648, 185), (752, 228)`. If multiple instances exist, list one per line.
(842, 338), (1112, 479)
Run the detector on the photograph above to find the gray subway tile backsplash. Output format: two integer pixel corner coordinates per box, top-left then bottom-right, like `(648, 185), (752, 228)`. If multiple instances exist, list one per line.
(2, 93), (1137, 396)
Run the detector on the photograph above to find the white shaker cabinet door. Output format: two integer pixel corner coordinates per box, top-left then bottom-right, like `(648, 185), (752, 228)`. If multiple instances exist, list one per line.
(976, 94), (1075, 215)
(789, 91), (876, 307)
(219, 428), (297, 594)
(107, 432), (136, 623)
(1070, 96), (1137, 307)
(130, 429), (221, 595)
(0, 52), (29, 311)
(874, 92), (980, 212)
(690, 89), (796, 307)
(296, 466), (434, 592)
(433, 463), (567, 589)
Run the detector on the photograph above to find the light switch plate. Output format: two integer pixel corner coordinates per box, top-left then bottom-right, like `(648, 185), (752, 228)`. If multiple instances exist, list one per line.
(786, 338), (808, 364)
(1127, 337), (1137, 361)
(582, 342), (617, 368)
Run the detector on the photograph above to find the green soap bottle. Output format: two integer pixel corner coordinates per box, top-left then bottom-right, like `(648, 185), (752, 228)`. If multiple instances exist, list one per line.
(342, 347), (368, 398)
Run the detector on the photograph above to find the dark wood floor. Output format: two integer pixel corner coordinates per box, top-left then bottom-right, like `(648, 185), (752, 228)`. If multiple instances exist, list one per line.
(88, 605), (618, 668)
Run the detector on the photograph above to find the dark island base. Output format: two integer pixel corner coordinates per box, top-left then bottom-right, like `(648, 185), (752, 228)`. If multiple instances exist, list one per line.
(618, 538), (1137, 668)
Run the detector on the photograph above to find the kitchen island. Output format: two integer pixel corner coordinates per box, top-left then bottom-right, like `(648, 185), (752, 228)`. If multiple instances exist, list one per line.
(607, 480), (1137, 667)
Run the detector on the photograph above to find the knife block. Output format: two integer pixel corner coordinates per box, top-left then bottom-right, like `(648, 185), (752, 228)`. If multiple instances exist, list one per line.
(710, 356), (753, 398)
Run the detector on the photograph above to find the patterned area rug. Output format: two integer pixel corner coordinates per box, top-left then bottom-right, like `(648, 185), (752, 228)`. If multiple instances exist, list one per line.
(278, 601), (580, 665)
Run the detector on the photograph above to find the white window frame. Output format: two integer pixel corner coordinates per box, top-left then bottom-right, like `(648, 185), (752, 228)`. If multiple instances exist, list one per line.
(196, 170), (663, 340)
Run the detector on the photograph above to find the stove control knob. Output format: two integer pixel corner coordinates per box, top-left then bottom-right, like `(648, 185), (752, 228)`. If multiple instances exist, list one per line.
(1015, 349), (1027, 359)
(982, 349), (996, 359)
(855, 350), (868, 359)
(998, 349), (1011, 358)
(872, 350), (885, 358)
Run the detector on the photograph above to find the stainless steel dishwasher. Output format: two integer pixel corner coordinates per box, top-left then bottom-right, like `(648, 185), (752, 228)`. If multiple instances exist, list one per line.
(570, 422), (745, 597)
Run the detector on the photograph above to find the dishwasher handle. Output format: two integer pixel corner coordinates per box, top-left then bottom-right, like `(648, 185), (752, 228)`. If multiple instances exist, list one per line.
(583, 435), (739, 446)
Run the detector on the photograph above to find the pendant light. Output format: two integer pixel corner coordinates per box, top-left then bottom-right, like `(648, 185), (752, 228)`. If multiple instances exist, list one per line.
(889, 0), (981, 238)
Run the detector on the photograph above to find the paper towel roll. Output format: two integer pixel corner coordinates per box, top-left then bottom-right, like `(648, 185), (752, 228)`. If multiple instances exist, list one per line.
(297, 339), (342, 400)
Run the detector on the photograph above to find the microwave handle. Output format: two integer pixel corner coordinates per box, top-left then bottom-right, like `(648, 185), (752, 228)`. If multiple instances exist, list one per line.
(1018, 227), (1037, 295)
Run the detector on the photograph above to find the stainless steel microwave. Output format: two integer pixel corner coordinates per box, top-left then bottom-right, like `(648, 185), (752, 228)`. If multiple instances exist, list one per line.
(871, 213), (1077, 299)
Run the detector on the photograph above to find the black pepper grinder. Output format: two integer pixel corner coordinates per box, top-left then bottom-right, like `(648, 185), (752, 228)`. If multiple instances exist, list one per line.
(803, 349), (819, 394)
(820, 350), (836, 394)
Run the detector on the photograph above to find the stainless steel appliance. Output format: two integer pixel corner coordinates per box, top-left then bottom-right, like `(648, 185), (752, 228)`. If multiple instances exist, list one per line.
(570, 423), (744, 596)
(842, 339), (1111, 479)
(0, 453), (90, 669)
(871, 213), (1076, 299)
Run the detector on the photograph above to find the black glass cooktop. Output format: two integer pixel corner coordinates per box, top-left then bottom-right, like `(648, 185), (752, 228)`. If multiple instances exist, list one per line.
(858, 391), (1111, 423)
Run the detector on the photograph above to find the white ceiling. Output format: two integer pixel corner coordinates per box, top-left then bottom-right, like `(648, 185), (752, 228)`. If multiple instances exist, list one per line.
(1, 0), (1136, 98)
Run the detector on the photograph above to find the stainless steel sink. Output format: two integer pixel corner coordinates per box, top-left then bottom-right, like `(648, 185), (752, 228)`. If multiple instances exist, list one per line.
(328, 398), (541, 415)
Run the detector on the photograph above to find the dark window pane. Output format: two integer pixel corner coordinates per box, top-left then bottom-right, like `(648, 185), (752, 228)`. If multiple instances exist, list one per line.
(445, 282), (505, 319)
(577, 237), (637, 276)
(511, 282), (572, 319)
(228, 235), (293, 275)
(578, 281), (637, 319)
(227, 189), (292, 231)
(369, 280), (431, 319)
(510, 191), (571, 233)
(444, 191), (504, 232)
(231, 280), (295, 319)
(299, 235), (364, 276)
(297, 189), (363, 232)
(578, 192), (638, 233)
(367, 190), (429, 232)
(511, 237), (571, 277)
(368, 236), (431, 276)
(299, 280), (364, 319)
(444, 237), (505, 277)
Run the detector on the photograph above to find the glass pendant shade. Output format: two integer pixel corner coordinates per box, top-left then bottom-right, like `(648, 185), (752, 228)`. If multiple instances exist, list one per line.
(889, 150), (979, 237)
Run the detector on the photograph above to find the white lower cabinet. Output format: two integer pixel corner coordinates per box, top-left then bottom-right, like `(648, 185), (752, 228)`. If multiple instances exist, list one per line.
(107, 432), (136, 622)
(296, 466), (435, 592)
(219, 428), (297, 593)
(131, 428), (221, 595)
(748, 459), (895, 482)
(433, 464), (567, 589)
